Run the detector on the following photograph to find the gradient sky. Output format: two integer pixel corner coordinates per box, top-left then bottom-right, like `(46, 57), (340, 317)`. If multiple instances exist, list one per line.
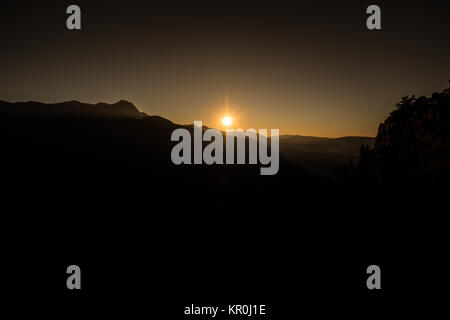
(1, 0), (449, 137)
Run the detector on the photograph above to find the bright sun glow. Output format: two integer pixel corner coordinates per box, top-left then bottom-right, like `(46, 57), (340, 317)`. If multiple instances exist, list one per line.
(222, 116), (232, 126)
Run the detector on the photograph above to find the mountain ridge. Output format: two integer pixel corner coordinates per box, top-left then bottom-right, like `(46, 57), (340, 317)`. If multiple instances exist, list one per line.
(0, 99), (373, 140)
(0, 99), (147, 119)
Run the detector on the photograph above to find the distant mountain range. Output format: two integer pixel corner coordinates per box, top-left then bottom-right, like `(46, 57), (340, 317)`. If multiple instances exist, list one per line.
(279, 134), (373, 154)
(277, 134), (374, 176)
(0, 99), (373, 179)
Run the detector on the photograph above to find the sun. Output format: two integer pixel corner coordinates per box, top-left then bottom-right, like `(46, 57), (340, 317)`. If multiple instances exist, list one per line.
(222, 116), (232, 126)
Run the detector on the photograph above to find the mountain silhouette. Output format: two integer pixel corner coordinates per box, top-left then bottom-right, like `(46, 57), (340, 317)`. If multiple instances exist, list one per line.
(0, 99), (147, 119)
(0, 100), (366, 179)
(1, 96), (444, 302)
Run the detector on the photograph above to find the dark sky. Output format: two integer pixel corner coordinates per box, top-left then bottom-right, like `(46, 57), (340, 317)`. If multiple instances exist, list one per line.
(1, 0), (449, 136)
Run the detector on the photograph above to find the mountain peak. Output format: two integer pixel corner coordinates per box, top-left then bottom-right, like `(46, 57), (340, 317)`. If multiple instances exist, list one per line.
(112, 100), (137, 110)
(106, 100), (146, 118)
(115, 99), (134, 105)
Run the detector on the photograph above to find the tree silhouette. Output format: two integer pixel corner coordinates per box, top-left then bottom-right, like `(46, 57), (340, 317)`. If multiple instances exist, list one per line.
(358, 87), (450, 185)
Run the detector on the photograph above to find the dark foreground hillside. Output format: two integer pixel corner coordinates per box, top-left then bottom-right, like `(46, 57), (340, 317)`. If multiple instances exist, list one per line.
(1, 98), (447, 316)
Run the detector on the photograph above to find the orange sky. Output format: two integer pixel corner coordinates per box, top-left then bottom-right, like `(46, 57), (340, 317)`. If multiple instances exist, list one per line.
(1, 2), (449, 138)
